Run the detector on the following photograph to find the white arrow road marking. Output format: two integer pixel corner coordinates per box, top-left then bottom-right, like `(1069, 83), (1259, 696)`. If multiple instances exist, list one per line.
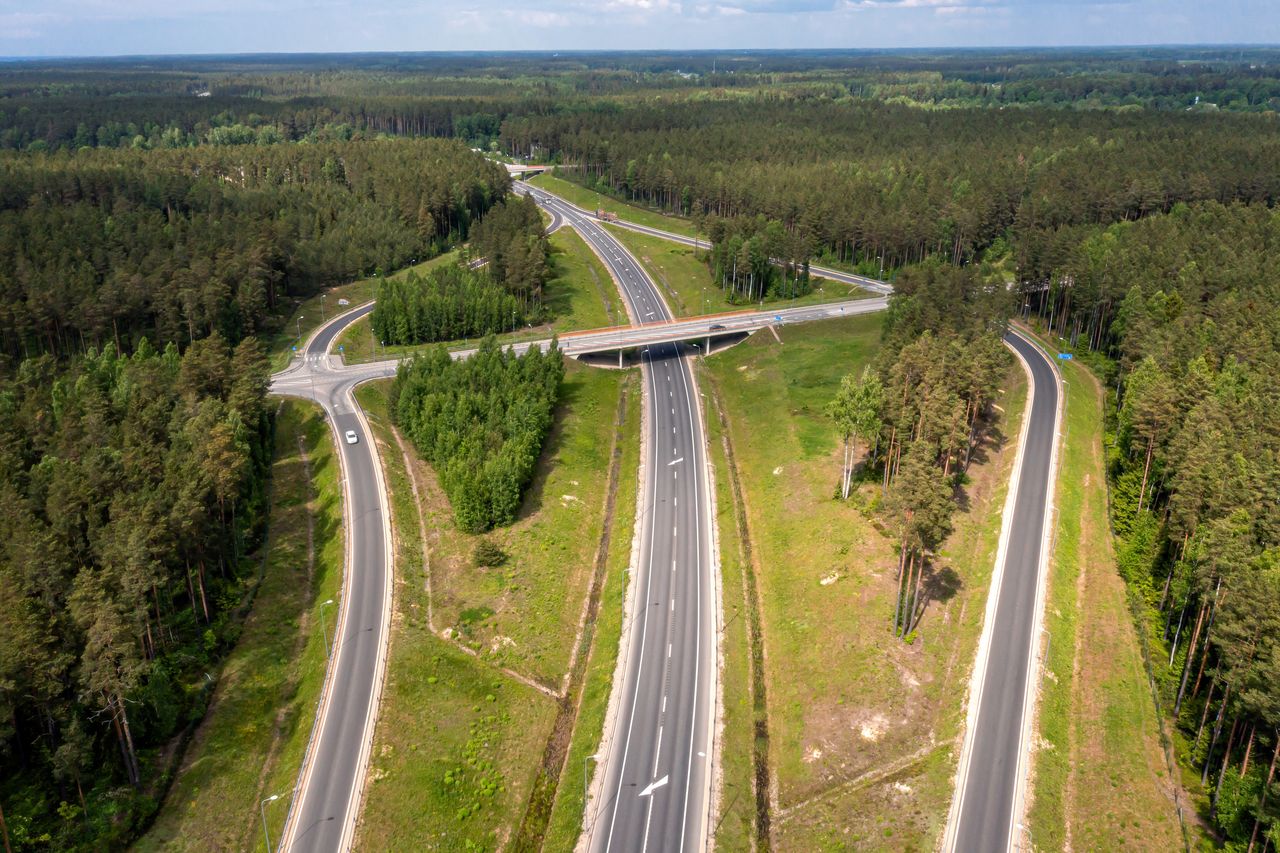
(639, 775), (670, 797)
(668, 457), (684, 466)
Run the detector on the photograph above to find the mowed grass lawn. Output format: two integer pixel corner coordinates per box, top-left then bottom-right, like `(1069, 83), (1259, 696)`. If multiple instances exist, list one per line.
(528, 171), (697, 237)
(606, 225), (879, 320)
(703, 315), (1029, 850)
(1024, 329), (1187, 851)
(336, 227), (623, 364)
(138, 401), (344, 852)
(354, 359), (631, 849)
(268, 250), (460, 370)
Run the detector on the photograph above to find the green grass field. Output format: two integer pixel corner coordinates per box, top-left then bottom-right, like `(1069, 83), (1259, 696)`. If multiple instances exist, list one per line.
(137, 401), (344, 852)
(353, 360), (635, 848)
(336, 227), (623, 364)
(1023, 329), (1187, 851)
(701, 360), (768, 851)
(528, 172), (697, 237)
(703, 315), (1029, 849)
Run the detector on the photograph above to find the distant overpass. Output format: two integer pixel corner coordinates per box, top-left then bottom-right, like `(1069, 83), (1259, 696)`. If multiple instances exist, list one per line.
(506, 163), (548, 176)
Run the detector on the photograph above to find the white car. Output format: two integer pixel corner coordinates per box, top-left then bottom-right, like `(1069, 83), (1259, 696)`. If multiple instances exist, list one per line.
(344, 430), (359, 445)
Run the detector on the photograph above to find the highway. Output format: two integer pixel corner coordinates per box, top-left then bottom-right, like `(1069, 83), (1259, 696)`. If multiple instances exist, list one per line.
(943, 330), (1061, 852)
(516, 180), (719, 853)
(521, 178), (1065, 852)
(522, 178), (892, 295)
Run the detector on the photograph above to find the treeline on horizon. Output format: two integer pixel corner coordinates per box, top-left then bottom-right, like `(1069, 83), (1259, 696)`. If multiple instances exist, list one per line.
(4, 47), (1280, 154)
(507, 97), (1280, 275)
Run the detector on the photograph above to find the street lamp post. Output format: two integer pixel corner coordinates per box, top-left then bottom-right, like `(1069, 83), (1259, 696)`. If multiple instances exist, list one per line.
(296, 315), (303, 341)
(321, 294), (327, 322)
(584, 753), (599, 807)
(260, 793), (282, 851)
(319, 598), (335, 657)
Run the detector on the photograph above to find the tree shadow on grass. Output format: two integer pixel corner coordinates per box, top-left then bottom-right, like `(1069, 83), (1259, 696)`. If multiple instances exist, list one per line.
(912, 564), (964, 633)
(512, 372), (583, 524)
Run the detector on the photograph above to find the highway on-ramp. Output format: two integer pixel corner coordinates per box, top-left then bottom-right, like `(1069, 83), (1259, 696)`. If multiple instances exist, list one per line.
(523, 179), (1065, 852)
(268, 174), (1061, 853)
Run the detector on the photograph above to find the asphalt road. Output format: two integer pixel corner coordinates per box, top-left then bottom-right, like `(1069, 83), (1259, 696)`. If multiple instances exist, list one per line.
(269, 176), (1058, 852)
(516, 181), (719, 853)
(946, 330), (1060, 852)
(270, 306), (392, 853)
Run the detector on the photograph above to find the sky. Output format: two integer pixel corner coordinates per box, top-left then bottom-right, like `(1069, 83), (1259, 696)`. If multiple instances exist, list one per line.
(1, 0), (1277, 58)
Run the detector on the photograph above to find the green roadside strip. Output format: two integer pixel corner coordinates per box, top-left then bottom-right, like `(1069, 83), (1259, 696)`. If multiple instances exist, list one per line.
(137, 401), (344, 852)
(700, 362), (764, 852)
(541, 372), (641, 851)
(1021, 326), (1189, 851)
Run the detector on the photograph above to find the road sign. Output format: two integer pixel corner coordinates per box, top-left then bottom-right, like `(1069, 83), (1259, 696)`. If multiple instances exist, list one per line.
(775, 315), (782, 322)
(1058, 353), (1073, 360)
(292, 345), (297, 352)
(338, 345), (344, 352)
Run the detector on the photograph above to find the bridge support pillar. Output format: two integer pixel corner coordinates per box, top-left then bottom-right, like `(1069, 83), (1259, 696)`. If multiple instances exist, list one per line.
(705, 335), (711, 355)
(618, 349), (624, 369)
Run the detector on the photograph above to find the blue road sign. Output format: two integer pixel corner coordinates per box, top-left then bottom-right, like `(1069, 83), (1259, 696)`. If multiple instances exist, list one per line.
(1058, 352), (1073, 360)
(775, 315), (782, 322)
(292, 345), (297, 352)
(338, 345), (344, 352)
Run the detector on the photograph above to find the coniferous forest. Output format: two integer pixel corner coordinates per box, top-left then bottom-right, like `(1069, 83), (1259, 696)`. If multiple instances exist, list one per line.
(1, 48), (1280, 850)
(390, 337), (564, 533)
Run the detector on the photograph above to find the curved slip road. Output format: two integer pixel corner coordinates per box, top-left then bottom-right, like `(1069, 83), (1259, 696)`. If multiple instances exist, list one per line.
(268, 175), (1058, 852)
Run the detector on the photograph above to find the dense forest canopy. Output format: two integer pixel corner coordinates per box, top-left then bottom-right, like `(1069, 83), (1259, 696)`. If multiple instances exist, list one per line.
(2, 47), (1280, 850)
(1025, 201), (1280, 850)
(0, 336), (272, 849)
(0, 119), (506, 850)
(0, 139), (509, 360)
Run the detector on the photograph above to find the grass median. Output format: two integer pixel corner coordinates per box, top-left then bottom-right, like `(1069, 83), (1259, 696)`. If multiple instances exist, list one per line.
(336, 227), (623, 365)
(137, 400), (344, 852)
(703, 315), (1028, 849)
(1024, 335), (1188, 851)
(353, 359), (634, 849)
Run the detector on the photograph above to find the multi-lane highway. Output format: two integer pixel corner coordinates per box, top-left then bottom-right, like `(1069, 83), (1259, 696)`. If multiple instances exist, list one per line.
(944, 330), (1061, 852)
(518, 180), (719, 853)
